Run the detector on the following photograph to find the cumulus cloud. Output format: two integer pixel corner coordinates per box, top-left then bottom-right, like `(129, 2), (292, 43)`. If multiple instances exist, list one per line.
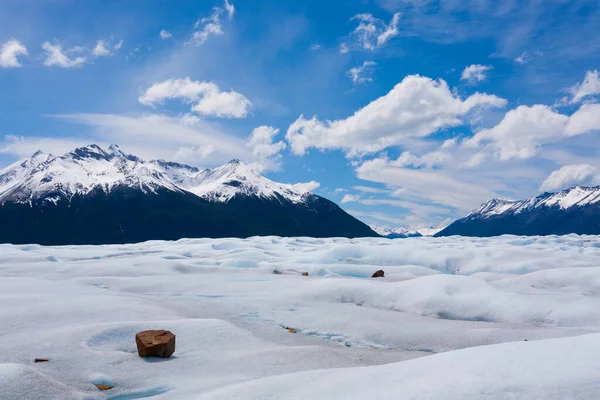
(139, 77), (251, 118)
(41, 41), (86, 68)
(461, 64), (492, 85)
(286, 75), (506, 157)
(92, 40), (111, 57)
(192, 89), (251, 118)
(341, 12), (400, 52)
(191, 0), (234, 45)
(247, 126), (286, 159)
(562, 70), (600, 105)
(465, 104), (600, 162)
(160, 30), (173, 40)
(347, 61), (377, 84)
(565, 103), (600, 136)
(0, 39), (28, 68)
(539, 164), (598, 192)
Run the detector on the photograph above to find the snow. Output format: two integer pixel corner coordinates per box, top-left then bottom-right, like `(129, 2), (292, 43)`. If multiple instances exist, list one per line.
(467, 186), (600, 219)
(169, 159), (312, 203)
(0, 145), (314, 205)
(2, 235), (600, 399)
(369, 224), (421, 238)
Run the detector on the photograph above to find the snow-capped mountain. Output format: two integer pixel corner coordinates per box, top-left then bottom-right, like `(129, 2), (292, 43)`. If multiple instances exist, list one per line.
(436, 186), (600, 237)
(156, 158), (310, 203)
(0, 145), (377, 245)
(369, 225), (422, 238)
(0, 144), (312, 205)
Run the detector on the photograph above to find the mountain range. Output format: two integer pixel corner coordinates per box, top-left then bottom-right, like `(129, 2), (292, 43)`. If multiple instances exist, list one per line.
(0, 144), (377, 245)
(436, 186), (600, 237)
(369, 225), (422, 238)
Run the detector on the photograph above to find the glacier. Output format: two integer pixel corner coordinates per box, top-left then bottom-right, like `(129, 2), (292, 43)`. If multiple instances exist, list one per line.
(2, 235), (600, 399)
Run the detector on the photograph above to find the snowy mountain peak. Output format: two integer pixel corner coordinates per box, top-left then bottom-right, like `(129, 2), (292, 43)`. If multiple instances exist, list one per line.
(0, 145), (316, 205)
(369, 225), (422, 238)
(181, 158), (311, 203)
(467, 186), (600, 219)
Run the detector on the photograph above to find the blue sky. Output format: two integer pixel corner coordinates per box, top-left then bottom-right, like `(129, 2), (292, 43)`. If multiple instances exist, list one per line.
(1, 0), (600, 231)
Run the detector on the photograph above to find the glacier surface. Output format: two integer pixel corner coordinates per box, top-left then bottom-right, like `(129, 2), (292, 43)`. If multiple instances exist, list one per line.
(1, 235), (600, 399)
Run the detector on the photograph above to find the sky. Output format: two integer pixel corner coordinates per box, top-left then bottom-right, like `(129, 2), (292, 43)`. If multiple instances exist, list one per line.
(1, 0), (600, 232)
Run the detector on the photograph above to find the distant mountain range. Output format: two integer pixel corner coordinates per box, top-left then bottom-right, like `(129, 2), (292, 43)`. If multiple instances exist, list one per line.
(369, 225), (422, 238)
(0, 144), (377, 245)
(436, 186), (600, 237)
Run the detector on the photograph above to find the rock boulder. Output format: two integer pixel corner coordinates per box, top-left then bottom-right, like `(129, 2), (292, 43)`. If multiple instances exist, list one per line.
(135, 330), (176, 358)
(371, 270), (385, 278)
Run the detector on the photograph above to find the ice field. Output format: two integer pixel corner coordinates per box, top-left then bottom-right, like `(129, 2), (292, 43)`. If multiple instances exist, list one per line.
(2, 235), (600, 399)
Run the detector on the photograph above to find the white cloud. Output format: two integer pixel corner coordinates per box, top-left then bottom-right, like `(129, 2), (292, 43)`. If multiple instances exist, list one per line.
(286, 75), (506, 157)
(565, 103), (600, 136)
(290, 181), (320, 192)
(514, 52), (529, 64)
(514, 51), (542, 64)
(49, 113), (251, 166)
(0, 135), (91, 158)
(191, 0), (234, 45)
(334, 188), (348, 194)
(353, 185), (389, 194)
(139, 77), (212, 105)
(192, 88), (251, 118)
(0, 39), (28, 68)
(310, 44), (321, 51)
(465, 104), (600, 162)
(114, 40), (124, 50)
(393, 150), (451, 168)
(562, 70), (600, 105)
(461, 64), (492, 85)
(465, 105), (568, 160)
(92, 40), (111, 57)
(539, 164), (598, 192)
(341, 194), (361, 204)
(139, 77), (251, 118)
(247, 126), (286, 159)
(224, 0), (235, 20)
(160, 30), (173, 40)
(347, 61), (377, 84)
(341, 13), (400, 52)
(41, 41), (86, 68)
(173, 145), (215, 161)
(246, 126), (286, 171)
(192, 12), (223, 45)
(355, 156), (497, 211)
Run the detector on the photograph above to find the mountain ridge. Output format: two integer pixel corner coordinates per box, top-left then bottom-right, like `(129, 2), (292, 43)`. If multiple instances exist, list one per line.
(436, 186), (600, 237)
(0, 144), (378, 244)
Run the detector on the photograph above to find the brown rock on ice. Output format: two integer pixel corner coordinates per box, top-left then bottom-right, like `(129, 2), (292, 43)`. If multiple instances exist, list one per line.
(94, 384), (114, 391)
(371, 270), (385, 278)
(135, 330), (176, 358)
